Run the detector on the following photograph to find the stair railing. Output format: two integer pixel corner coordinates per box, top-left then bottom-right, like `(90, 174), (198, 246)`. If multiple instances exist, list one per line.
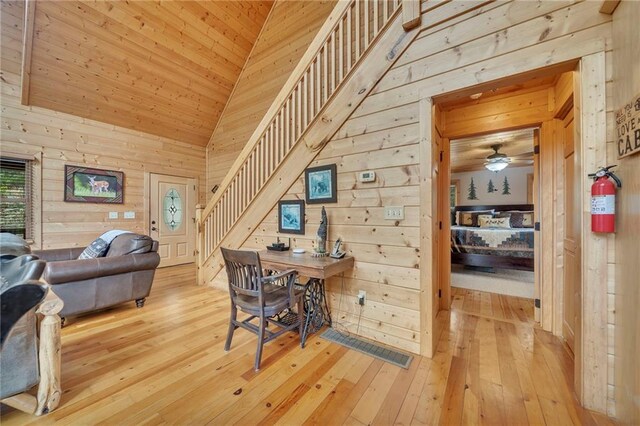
(197, 0), (404, 275)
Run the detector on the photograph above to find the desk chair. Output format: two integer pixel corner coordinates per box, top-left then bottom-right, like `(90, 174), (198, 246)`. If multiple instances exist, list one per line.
(221, 247), (304, 371)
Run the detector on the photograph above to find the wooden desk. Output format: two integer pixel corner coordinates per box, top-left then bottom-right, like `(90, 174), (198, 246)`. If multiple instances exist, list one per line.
(258, 250), (354, 345)
(259, 250), (354, 279)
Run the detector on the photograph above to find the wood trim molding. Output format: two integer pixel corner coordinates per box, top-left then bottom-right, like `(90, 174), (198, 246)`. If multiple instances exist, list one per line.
(599, 0), (621, 14)
(402, 0), (421, 30)
(20, 0), (36, 106)
(577, 51), (608, 413)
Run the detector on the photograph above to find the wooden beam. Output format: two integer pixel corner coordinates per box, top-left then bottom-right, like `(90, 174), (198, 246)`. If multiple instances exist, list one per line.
(402, 0), (421, 30)
(20, 0), (36, 106)
(599, 0), (620, 14)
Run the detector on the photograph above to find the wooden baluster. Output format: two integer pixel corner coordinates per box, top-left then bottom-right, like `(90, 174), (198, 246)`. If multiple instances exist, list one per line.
(373, 0), (379, 35)
(338, 19), (344, 82)
(315, 56), (321, 114)
(285, 98), (290, 151)
(302, 73), (308, 128)
(355, 0), (361, 59)
(310, 60), (316, 119)
(286, 103), (290, 152)
(258, 137), (267, 188)
(346, 5), (352, 70)
(364, 0), (369, 50)
(329, 33), (336, 95)
(323, 46), (328, 106)
(296, 85), (302, 141)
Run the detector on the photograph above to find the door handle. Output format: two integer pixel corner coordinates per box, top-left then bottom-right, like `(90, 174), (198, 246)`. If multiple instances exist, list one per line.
(151, 227), (158, 231)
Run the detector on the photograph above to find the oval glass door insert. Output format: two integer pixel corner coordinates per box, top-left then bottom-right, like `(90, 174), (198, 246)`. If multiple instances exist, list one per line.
(163, 188), (183, 231)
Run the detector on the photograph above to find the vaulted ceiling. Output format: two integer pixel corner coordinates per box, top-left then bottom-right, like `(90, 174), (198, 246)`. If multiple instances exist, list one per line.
(25, 0), (274, 146)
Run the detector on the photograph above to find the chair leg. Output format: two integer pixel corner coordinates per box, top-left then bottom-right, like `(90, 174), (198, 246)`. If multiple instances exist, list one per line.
(224, 304), (237, 352)
(297, 297), (305, 348)
(255, 315), (266, 372)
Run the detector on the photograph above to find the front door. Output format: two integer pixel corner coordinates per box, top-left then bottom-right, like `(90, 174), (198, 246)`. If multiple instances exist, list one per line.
(149, 173), (197, 267)
(562, 107), (581, 353)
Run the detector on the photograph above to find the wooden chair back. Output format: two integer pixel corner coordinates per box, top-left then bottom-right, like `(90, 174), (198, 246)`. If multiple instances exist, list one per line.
(220, 247), (264, 297)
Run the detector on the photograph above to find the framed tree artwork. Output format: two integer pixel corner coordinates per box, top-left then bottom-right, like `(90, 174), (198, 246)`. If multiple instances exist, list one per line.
(64, 165), (124, 204)
(278, 200), (305, 235)
(305, 164), (337, 204)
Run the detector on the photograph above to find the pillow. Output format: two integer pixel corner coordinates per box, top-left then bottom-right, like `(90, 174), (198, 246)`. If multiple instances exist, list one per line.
(458, 210), (494, 227)
(77, 237), (109, 259)
(507, 211), (534, 228)
(106, 234), (153, 257)
(479, 216), (511, 228)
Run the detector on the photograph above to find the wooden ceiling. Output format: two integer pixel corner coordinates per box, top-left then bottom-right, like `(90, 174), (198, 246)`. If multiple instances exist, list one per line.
(24, 0), (274, 146)
(450, 128), (535, 173)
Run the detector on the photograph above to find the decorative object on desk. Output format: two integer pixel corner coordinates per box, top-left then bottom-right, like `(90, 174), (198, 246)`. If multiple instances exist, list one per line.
(266, 237), (290, 251)
(312, 206), (328, 257)
(330, 237), (346, 259)
(292, 248), (306, 254)
(305, 164), (337, 204)
(64, 165), (123, 204)
(278, 200), (305, 235)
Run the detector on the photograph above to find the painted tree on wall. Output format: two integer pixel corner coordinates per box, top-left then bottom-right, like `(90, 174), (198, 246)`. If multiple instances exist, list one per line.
(502, 176), (511, 195)
(467, 178), (478, 200)
(487, 179), (496, 193)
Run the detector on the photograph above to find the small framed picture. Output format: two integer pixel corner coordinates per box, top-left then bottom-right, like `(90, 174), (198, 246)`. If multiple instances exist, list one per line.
(305, 164), (337, 204)
(64, 165), (124, 204)
(278, 200), (305, 235)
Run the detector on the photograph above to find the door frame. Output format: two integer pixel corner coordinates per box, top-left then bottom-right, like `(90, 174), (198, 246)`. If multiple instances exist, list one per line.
(419, 53), (608, 411)
(144, 171), (199, 265)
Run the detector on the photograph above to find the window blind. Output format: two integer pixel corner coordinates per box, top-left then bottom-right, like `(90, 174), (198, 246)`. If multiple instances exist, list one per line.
(0, 158), (33, 240)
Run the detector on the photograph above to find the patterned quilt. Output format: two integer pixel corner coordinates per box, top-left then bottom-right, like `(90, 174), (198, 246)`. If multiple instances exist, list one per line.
(451, 226), (534, 258)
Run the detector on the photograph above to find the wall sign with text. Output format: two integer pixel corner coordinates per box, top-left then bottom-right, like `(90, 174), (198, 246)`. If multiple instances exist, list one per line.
(616, 92), (640, 159)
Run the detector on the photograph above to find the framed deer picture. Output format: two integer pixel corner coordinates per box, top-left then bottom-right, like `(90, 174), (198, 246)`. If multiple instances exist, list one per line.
(64, 165), (124, 204)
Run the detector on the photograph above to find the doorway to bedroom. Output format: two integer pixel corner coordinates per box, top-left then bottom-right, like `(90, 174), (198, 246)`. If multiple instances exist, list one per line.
(432, 66), (579, 347)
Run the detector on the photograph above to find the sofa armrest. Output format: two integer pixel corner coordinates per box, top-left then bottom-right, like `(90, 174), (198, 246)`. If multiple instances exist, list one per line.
(32, 248), (85, 262)
(43, 252), (160, 285)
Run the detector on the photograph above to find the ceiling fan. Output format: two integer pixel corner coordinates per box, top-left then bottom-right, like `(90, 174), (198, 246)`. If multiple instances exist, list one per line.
(484, 144), (511, 172)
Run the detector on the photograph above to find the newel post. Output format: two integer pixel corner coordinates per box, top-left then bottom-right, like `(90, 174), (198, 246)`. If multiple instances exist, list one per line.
(195, 204), (204, 286)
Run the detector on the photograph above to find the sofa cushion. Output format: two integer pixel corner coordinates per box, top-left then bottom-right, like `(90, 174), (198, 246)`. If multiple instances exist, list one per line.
(106, 234), (154, 257)
(78, 237), (109, 260)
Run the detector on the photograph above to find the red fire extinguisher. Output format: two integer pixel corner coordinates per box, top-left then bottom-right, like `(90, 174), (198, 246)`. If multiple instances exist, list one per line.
(588, 165), (622, 233)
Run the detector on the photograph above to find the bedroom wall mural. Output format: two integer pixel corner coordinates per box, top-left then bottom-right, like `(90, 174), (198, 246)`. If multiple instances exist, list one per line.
(453, 166), (532, 206)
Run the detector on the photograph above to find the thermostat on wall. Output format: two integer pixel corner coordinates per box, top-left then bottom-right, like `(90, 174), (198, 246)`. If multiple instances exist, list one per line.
(359, 171), (376, 183)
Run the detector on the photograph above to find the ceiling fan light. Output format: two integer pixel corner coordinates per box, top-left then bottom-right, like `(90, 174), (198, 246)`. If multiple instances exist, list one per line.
(485, 160), (509, 172)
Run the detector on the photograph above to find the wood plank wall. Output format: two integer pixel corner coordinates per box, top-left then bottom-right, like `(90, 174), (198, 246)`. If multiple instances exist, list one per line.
(206, 0), (336, 196)
(612, 1), (640, 423)
(239, 0), (614, 370)
(1, 1), (206, 250)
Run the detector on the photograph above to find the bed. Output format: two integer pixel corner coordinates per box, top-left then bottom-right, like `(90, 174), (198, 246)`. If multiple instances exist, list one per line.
(451, 204), (535, 272)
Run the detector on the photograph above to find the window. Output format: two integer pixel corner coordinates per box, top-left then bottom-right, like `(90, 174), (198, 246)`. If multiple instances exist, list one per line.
(0, 157), (34, 240)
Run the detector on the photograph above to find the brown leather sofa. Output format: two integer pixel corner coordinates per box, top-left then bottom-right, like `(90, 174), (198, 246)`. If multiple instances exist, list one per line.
(33, 233), (160, 324)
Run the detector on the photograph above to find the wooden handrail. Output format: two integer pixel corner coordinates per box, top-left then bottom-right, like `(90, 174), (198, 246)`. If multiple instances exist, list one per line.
(198, 0), (404, 269)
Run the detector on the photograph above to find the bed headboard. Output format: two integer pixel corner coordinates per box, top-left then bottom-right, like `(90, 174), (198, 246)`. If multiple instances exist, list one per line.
(453, 204), (534, 213)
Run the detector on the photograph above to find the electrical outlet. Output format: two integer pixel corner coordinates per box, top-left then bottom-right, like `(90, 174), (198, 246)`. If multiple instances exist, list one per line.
(357, 290), (366, 306)
(108, 212), (118, 219)
(384, 206), (404, 220)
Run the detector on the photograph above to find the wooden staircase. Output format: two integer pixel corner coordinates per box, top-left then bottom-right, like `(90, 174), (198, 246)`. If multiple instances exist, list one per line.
(196, 0), (421, 286)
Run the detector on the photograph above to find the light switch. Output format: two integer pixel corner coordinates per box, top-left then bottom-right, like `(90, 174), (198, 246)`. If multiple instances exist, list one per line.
(108, 212), (118, 219)
(384, 206), (404, 220)
(124, 211), (135, 219)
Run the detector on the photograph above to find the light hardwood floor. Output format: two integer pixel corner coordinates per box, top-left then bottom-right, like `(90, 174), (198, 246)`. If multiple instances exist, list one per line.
(1, 265), (614, 425)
